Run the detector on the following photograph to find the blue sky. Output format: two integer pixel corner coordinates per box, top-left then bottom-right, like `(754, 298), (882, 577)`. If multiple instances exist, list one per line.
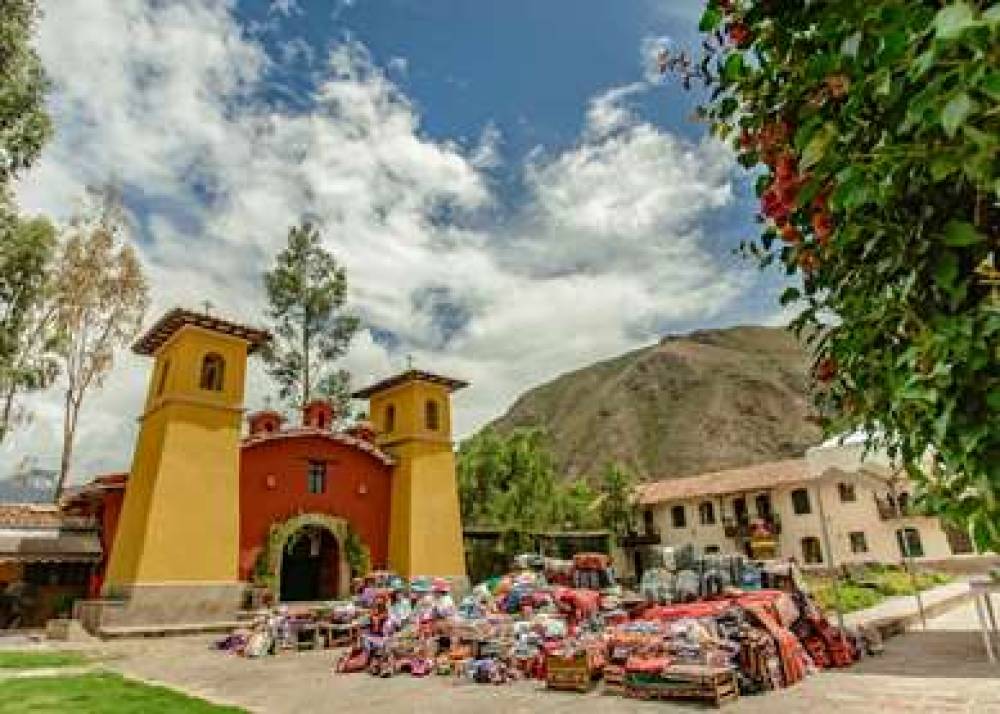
(9, 0), (791, 481)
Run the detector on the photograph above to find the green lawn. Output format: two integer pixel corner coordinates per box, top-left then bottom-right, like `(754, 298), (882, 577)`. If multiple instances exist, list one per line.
(0, 650), (90, 669)
(0, 673), (247, 714)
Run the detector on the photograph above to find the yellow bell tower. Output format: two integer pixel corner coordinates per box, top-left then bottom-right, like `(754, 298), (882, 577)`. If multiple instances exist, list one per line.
(353, 370), (468, 589)
(101, 308), (269, 627)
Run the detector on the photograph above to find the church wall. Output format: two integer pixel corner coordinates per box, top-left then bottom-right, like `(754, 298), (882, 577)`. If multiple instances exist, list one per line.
(239, 435), (393, 581)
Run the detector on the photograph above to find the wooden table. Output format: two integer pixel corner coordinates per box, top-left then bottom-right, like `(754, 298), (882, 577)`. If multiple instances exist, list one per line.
(970, 578), (1000, 663)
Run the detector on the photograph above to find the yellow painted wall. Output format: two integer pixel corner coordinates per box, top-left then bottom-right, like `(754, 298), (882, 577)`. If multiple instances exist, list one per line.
(369, 379), (465, 579)
(104, 325), (249, 591)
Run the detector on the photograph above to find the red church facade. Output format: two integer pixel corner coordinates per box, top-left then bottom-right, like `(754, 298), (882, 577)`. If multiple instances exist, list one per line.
(68, 399), (396, 602)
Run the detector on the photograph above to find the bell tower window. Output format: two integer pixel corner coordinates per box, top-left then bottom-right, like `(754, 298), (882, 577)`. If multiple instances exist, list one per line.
(425, 400), (440, 431)
(199, 353), (225, 392)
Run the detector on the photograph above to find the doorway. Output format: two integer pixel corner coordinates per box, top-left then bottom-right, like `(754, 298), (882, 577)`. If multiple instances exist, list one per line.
(279, 527), (340, 602)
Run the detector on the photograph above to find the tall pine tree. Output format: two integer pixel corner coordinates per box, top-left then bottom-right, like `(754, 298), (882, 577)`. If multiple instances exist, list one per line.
(263, 221), (360, 414)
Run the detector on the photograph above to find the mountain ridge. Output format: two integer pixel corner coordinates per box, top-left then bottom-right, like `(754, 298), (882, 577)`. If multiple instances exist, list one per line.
(488, 325), (823, 481)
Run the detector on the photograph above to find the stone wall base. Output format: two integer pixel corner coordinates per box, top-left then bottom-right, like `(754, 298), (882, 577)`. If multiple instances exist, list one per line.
(77, 581), (244, 636)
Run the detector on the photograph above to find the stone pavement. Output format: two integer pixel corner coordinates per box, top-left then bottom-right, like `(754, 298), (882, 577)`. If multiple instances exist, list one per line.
(81, 598), (997, 714)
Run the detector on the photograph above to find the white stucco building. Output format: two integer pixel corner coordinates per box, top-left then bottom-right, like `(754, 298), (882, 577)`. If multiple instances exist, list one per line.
(632, 439), (973, 570)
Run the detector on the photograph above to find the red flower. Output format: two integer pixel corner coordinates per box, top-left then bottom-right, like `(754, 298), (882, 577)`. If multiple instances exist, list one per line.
(761, 189), (790, 221)
(797, 249), (820, 274)
(812, 210), (834, 240)
(816, 357), (837, 383)
(728, 22), (751, 47)
(776, 153), (797, 181)
(780, 224), (802, 244)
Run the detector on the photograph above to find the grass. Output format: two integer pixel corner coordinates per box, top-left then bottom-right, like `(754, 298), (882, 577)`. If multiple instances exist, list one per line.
(0, 650), (91, 669)
(807, 566), (953, 614)
(0, 673), (247, 714)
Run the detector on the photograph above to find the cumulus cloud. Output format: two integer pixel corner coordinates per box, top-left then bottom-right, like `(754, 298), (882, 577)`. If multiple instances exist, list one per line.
(9, 0), (748, 483)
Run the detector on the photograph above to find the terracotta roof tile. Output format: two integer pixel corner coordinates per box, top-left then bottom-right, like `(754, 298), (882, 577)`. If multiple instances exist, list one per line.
(637, 458), (811, 505)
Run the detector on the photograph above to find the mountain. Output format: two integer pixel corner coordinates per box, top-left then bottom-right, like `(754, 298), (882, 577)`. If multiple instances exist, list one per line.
(0, 467), (58, 503)
(489, 325), (823, 481)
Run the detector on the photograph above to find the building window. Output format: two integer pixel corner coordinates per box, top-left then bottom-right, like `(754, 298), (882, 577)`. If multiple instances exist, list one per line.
(838, 482), (856, 502)
(896, 527), (924, 558)
(384, 404), (396, 433)
(642, 509), (655, 534)
(199, 353), (225, 391)
(755, 493), (772, 519)
(425, 400), (440, 431)
(849, 531), (868, 554)
(307, 461), (327, 494)
(698, 501), (716, 525)
(791, 488), (812, 515)
(801, 536), (823, 564)
(156, 359), (170, 396)
(670, 505), (686, 529)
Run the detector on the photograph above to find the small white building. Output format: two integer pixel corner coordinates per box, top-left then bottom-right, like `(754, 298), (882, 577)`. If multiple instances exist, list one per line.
(633, 440), (974, 570)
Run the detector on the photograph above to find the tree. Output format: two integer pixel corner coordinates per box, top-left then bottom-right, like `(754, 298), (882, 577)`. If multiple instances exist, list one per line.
(597, 462), (639, 539)
(456, 427), (598, 532)
(53, 190), (149, 496)
(0, 0), (52, 183)
(263, 222), (360, 414)
(669, 1), (999, 548)
(0, 191), (60, 441)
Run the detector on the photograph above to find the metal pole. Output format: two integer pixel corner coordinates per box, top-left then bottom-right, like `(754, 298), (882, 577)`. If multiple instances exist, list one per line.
(814, 483), (846, 632)
(891, 475), (927, 629)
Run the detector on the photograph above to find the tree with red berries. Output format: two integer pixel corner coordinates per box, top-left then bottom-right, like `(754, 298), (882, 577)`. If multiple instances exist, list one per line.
(670, 1), (999, 548)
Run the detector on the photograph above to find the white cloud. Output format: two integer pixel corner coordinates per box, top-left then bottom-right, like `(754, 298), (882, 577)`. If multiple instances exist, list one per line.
(10, 1), (751, 484)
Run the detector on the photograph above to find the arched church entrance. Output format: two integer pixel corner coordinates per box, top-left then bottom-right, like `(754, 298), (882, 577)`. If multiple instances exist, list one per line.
(279, 526), (340, 602)
(266, 513), (367, 603)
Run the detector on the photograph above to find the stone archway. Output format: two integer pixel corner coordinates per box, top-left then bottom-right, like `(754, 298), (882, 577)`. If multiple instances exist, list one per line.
(263, 513), (371, 602)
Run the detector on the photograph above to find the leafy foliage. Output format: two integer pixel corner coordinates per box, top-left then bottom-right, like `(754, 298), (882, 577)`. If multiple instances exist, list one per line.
(0, 0), (51, 183)
(0, 192), (59, 441)
(676, 0), (1000, 548)
(52, 188), (149, 495)
(597, 462), (639, 538)
(457, 427), (599, 533)
(262, 222), (360, 414)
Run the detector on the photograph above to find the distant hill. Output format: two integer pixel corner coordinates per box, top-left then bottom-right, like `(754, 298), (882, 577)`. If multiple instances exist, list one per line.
(0, 468), (58, 503)
(489, 325), (823, 481)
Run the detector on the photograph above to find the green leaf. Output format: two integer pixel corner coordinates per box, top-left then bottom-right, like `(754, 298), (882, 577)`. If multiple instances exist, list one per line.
(934, 252), (958, 289)
(801, 124), (835, 169)
(780, 287), (801, 306)
(722, 53), (745, 82)
(930, 154), (960, 181)
(934, 3), (978, 40)
(943, 220), (985, 247)
(699, 6), (722, 32)
(980, 72), (1000, 102)
(940, 93), (975, 137)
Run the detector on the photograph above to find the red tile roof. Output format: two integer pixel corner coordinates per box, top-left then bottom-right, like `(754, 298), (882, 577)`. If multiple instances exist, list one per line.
(637, 458), (811, 505)
(352, 369), (468, 399)
(133, 308), (271, 356)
